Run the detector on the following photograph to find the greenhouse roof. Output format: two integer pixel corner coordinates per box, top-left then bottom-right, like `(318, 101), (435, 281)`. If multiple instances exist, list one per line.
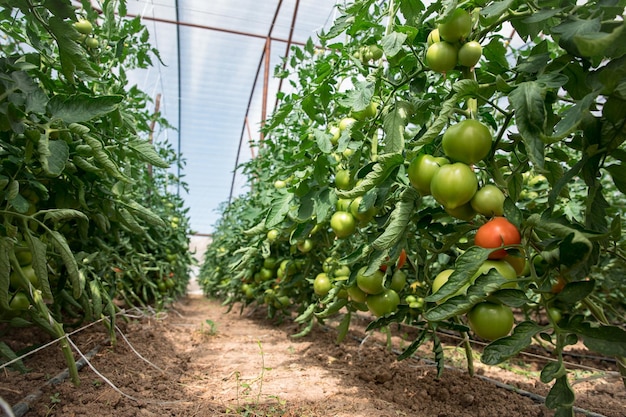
(124, 0), (342, 235)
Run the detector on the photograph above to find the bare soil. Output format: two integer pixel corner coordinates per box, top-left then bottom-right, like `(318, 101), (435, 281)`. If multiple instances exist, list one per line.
(1, 295), (624, 417)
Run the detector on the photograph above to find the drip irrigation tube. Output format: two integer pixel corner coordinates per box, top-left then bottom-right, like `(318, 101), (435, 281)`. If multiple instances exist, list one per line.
(10, 344), (102, 417)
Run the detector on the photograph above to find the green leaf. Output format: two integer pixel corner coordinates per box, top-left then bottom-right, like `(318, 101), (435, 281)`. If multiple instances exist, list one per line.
(265, 192), (293, 229)
(553, 92), (598, 138)
(545, 375), (575, 409)
(118, 199), (166, 228)
(48, 17), (98, 82)
(480, 0), (514, 19)
(336, 153), (404, 199)
(574, 22), (624, 58)
(371, 187), (418, 251)
(541, 361), (566, 384)
(605, 164), (626, 194)
(127, 139), (169, 168)
(314, 188), (334, 224)
(555, 279), (595, 304)
(564, 321), (626, 357)
(0, 239), (11, 310)
(382, 107), (406, 154)
(41, 208), (88, 223)
(488, 288), (531, 308)
(380, 32), (407, 57)
(44, 0), (76, 19)
(84, 134), (132, 183)
(412, 92), (458, 148)
(339, 79), (374, 112)
(47, 94), (123, 124)
(38, 139), (69, 177)
(336, 311), (351, 344)
(425, 246), (490, 303)
(397, 328), (428, 360)
(48, 230), (82, 299)
(509, 82), (546, 170)
(551, 17), (601, 57)
(25, 234), (52, 300)
(313, 129), (332, 154)
(481, 321), (546, 365)
(0, 342), (28, 373)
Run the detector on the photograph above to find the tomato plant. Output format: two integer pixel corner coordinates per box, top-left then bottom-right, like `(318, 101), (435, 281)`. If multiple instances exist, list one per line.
(366, 288), (400, 317)
(199, 1), (626, 413)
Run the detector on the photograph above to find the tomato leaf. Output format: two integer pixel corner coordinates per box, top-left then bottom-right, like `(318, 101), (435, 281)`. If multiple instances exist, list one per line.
(509, 81), (546, 171)
(0, 239), (11, 311)
(382, 106), (406, 154)
(336, 153), (404, 199)
(412, 91), (457, 148)
(481, 321), (546, 365)
(38, 139), (69, 177)
(555, 280), (595, 304)
(540, 361), (567, 384)
(48, 230), (82, 299)
(397, 327), (428, 361)
(604, 164), (626, 194)
(0, 342), (28, 373)
(380, 32), (407, 57)
(553, 92), (598, 139)
(340, 79), (374, 113)
(371, 186), (418, 251)
(48, 94), (123, 124)
(562, 320), (626, 357)
(265, 192), (293, 229)
(480, 0), (515, 19)
(127, 139), (169, 168)
(424, 246), (490, 303)
(313, 128), (333, 154)
(336, 311), (351, 344)
(488, 288), (530, 308)
(545, 375), (575, 410)
(118, 199), (166, 228)
(24, 234), (52, 300)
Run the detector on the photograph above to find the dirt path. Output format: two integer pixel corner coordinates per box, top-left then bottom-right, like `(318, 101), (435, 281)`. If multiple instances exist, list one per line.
(1, 295), (624, 417)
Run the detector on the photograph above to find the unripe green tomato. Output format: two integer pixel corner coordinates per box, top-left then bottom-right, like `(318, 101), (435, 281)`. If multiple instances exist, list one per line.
(10, 264), (38, 289)
(85, 36), (99, 48)
(330, 211), (357, 238)
(467, 302), (514, 341)
(330, 126), (341, 145)
(430, 162), (478, 210)
(369, 45), (383, 60)
(438, 9), (471, 42)
(313, 273), (332, 297)
(425, 41), (458, 73)
(297, 238), (313, 253)
(74, 19), (93, 35)
(427, 28), (441, 45)
(458, 41), (482, 67)
(445, 202), (476, 221)
(10, 292), (30, 310)
(366, 288), (400, 317)
(339, 117), (356, 131)
(336, 198), (352, 211)
(347, 284), (368, 303)
(389, 269), (407, 292)
(442, 119), (492, 165)
(267, 229), (279, 242)
(352, 101), (378, 120)
(349, 196), (377, 223)
(356, 267), (385, 295)
(335, 169), (352, 190)
(407, 154), (449, 195)
(471, 184), (505, 217)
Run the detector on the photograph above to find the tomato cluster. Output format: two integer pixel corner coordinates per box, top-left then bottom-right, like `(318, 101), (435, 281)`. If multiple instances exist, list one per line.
(425, 9), (483, 73)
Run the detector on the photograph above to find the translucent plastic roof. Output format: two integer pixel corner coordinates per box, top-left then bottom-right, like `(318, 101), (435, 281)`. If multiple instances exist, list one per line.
(124, 0), (341, 234)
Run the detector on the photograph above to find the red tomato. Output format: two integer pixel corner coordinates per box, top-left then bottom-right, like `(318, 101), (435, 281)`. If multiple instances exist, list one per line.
(474, 217), (521, 259)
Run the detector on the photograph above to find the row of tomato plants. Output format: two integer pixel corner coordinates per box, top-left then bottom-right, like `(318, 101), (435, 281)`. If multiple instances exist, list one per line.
(0, 0), (193, 384)
(200, 1), (626, 415)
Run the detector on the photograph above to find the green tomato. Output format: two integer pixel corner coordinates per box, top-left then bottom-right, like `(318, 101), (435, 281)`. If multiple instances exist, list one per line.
(425, 41), (458, 73)
(274, 180), (287, 189)
(85, 36), (99, 48)
(389, 269), (407, 292)
(427, 28), (440, 45)
(471, 184), (505, 217)
(445, 202), (476, 221)
(347, 284), (368, 303)
(15, 247), (33, 266)
(407, 154), (449, 195)
(467, 302), (514, 341)
(263, 256), (279, 270)
(442, 119), (492, 165)
(339, 117), (356, 131)
(330, 126), (341, 145)
(267, 229), (279, 242)
(349, 196), (377, 223)
(333, 265), (351, 277)
(313, 272), (332, 297)
(297, 238), (313, 253)
(430, 162), (478, 210)
(10, 292), (30, 310)
(74, 19), (93, 35)
(352, 101), (378, 120)
(335, 169), (352, 190)
(330, 211), (357, 239)
(356, 267), (385, 295)
(438, 9), (471, 42)
(10, 264), (38, 289)
(458, 41), (482, 67)
(368, 45), (383, 60)
(336, 198), (352, 211)
(366, 288), (400, 317)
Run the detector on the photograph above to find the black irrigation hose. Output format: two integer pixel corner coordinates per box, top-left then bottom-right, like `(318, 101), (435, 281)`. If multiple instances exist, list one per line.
(9, 344), (102, 417)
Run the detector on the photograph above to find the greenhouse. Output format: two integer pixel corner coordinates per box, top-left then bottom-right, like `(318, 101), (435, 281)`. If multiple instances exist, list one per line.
(1, 0), (625, 416)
